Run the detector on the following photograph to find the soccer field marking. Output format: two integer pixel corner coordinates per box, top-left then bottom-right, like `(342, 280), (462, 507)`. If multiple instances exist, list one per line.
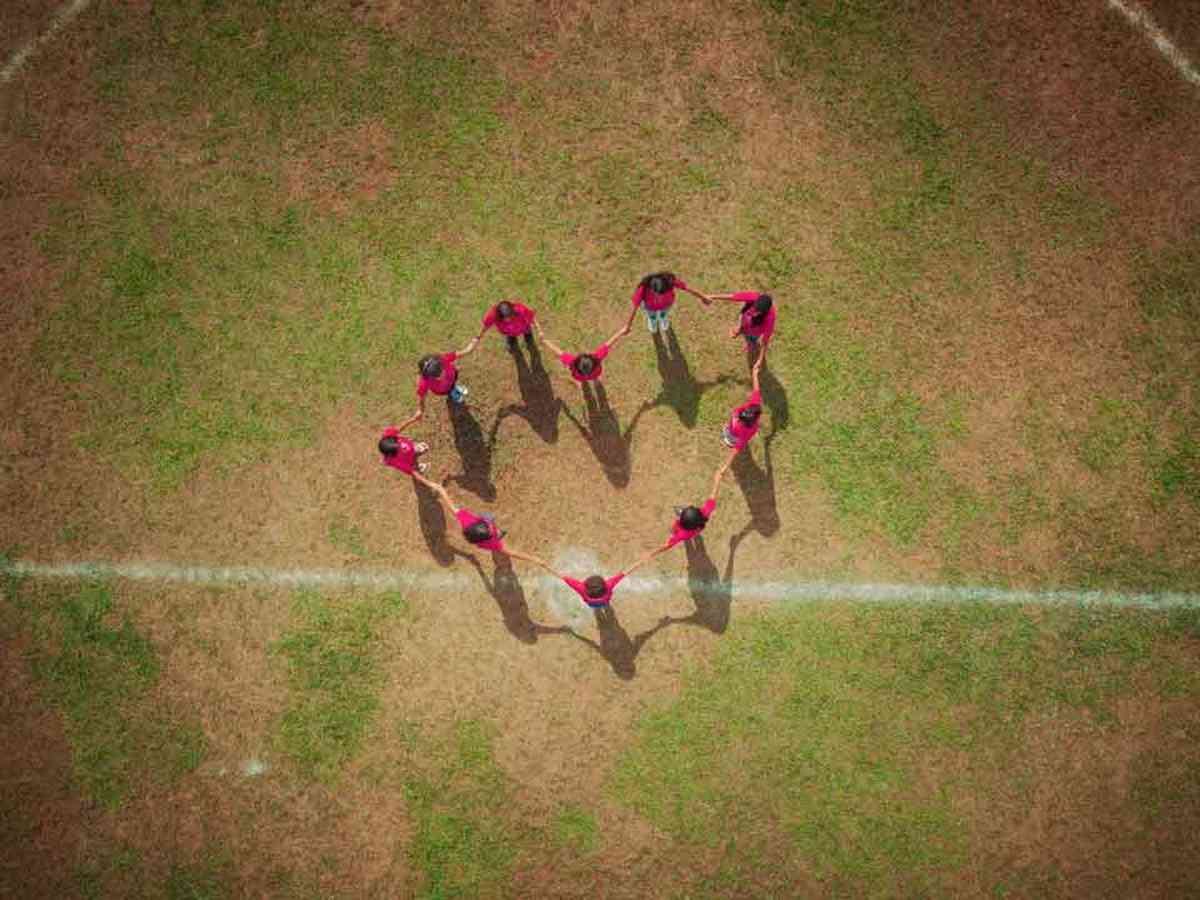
(1104, 0), (1200, 87)
(8, 559), (1200, 611)
(0, 0), (93, 86)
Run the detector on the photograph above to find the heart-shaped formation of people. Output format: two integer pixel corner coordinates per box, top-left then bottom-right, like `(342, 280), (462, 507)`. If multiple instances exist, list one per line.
(378, 271), (778, 609)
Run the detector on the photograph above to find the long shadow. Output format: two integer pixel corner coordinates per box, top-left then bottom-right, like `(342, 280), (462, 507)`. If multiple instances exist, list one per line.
(730, 437), (780, 538)
(447, 401), (497, 501)
(749, 353), (790, 434)
(492, 341), (561, 444)
(413, 478), (470, 568)
(461, 554), (571, 644)
(651, 328), (734, 428)
(664, 529), (751, 635)
(562, 381), (633, 489)
(567, 604), (673, 681)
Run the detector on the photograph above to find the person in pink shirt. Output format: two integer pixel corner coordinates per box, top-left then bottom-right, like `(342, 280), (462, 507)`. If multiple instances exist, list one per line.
(536, 319), (630, 387)
(708, 292), (776, 354)
(419, 477), (547, 566)
(644, 463), (729, 559)
(528, 552), (655, 609)
(624, 271), (712, 334)
(722, 353), (765, 453)
(476, 299), (537, 352)
(405, 338), (479, 425)
(378, 427), (429, 475)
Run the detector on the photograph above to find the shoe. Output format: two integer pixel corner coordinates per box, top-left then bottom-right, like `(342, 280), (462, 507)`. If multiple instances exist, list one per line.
(414, 442), (429, 453)
(660, 314), (671, 332)
(646, 314), (658, 333)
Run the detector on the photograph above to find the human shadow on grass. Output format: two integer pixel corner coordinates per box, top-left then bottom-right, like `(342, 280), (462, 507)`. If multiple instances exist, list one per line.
(447, 401), (497, 501)
(489, 341), (561, 445)
(561, 381), (637, 489)
(659, 529), (750, 635)
(567, 604), (674, 681)
(461, 553), (572, 645)
(651, 327), (734, 429)
(414, 477), (472, 568)
(747, 352), (790, 433)
(730, 436), (780, 538)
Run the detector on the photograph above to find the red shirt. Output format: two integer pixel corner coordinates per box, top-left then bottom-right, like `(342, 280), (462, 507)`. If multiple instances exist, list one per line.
(559, 343), (611, 383)
(667, 498), (717, 548)
(563, 573), (627, 608)
(454, 508), (505, 552)
(632, 277), (690, 312)
(416, 352), (459, 397)
(482, 301), (536, 337)
(739, 300), (776, 341)
(729, 389), (763, 450)
(380, 427), (418, 474)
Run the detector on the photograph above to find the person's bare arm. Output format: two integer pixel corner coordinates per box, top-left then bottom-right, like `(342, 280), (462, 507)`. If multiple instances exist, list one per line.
(605, 322), (630, 349)
(752, 354), (764, 393)
(395, 409), (422, 432)
(456, 336), (480, 357)
(626, 546), (665, 576)
(681, 285), (714, 305)
(710, 463), (728, 498)
(418, 477), (459, 517)
(537, 328), (566, 358)
(505, 548), (551, 570)
(623, 304), (640, 331)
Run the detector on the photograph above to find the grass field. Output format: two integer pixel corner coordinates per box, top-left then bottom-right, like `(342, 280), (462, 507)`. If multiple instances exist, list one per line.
(2, 0), (1199, 896)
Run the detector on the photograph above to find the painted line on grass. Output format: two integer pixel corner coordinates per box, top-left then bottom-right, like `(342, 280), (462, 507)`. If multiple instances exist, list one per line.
(1104, 0), (1200, 87)
(7, 559), (1200, 611)
(1, 0), (93, 86)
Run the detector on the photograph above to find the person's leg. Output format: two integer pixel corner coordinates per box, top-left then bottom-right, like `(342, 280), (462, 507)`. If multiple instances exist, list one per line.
(523, 326), (535, 347)
(643, 302), (658, 333)
(506, 334), (518, 351)
(721, 425), (737, 448)
(659, 307), (671, 331)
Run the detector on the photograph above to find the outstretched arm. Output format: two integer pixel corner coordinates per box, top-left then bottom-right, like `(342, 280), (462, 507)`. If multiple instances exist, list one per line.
(413, 473), (459, 517)
(710, 462), (729, 498)
(626, 546), (666, 576)
(537, 323), (566, 358)
(395, 408), (423, 432)
(623, 303), (640, 332)
(456, 336), (481, 358)
(505, 548), (551, 570)
(752, 353), (764, 392)
(605, 320), (631, 349)
(681, 285), (713, 305)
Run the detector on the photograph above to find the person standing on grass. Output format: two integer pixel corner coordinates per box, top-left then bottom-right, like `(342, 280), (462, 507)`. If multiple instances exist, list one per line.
(416, 474), (548, 566)
(642, 459), (731, 560)
(624, 271), (712, 335)
(722, 350), (766, 455)
(404, 338), (480, 425)
(476, 299), (537, 353)
(526, 552), (656, 609)
(535, 319), (630, 389)
(708, 291), (777, 354)
(378, 426), (430, 475)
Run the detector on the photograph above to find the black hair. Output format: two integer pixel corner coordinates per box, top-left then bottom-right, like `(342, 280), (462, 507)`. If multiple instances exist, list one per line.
(748, 294), (773, 326)
(584, 575), (607, 599)
(379, 435), (399, 456)
(419, 355), (443, 378)
(643, 271), (675, 295)
(463, 521), (493, 544)
(573, 354), (597, 377)
(496, 300), (515, 319)
(678, 505), (708, 532)
(737, 403), (763, 426)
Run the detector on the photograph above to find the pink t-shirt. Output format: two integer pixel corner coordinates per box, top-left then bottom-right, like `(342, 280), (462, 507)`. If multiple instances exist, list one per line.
(416, 352), (459, 397)
(559, 343), (611, 383)
(563, 573), (627, 608)
(729, 389), (763, 450)
(380, 427), (418, 474)
(740, 301), (776, 341)
(482, 302), (536, 337)
(455, 508), (505, 552)
(632, 277), (690, 313)
(667, 498), (717, 547)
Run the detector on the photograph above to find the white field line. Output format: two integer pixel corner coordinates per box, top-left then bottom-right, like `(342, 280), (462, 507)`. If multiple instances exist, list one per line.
(7, 560), (1200, 610)
(0, 0), (93, 86)
(1105, 0), (1200, 87)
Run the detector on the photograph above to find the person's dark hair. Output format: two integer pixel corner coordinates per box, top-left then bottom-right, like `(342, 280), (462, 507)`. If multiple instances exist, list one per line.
(584, 575), (607, 599)
(496, 300), (515, 319)
(419, 355), (443, 379)
(679, 505), (708, 531)
(573, 354), (597, 377)
(379, 435), (399, 456)
(643, 271), (675, 295)
(463, 520), (493, 544)
(737, 403), (762, 426)
(750, 294), (773, 325)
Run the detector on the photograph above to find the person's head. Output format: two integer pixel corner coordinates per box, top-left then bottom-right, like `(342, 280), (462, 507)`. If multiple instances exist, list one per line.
(463, 520), (493, 544)
(496, 300), (515, 320)
(419, 355), (443, 379)
(679, 505), (709, 532)
(751, 294), (773, 324)
(573, 354), (597, 377)
(645, 271), (675, 295)
(584, 575), (608, 600)
(737, 403), (763, 426)
(378, 434), (399, 457)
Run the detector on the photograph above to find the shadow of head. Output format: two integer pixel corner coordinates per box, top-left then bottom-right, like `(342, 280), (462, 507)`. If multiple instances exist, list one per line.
(731, 446), (780, 537)
(413, 478), (457, 567)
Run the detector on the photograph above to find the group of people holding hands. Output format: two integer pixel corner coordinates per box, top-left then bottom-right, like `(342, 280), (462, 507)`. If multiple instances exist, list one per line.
(379, 271), (778, 610)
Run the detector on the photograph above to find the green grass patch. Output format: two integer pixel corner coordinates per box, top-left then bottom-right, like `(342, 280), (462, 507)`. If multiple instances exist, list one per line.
(272, 590), (408, 781)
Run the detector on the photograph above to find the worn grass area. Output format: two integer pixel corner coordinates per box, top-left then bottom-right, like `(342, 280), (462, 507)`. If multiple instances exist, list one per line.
(614, 602), (1200, 897)
(273, 589), (409, 781)
(0, 568), (206, 810)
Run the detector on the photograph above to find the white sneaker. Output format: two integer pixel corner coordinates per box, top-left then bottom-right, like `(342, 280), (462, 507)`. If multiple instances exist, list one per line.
(646, 313), (658, 333)
(660, 313), (671, 331)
